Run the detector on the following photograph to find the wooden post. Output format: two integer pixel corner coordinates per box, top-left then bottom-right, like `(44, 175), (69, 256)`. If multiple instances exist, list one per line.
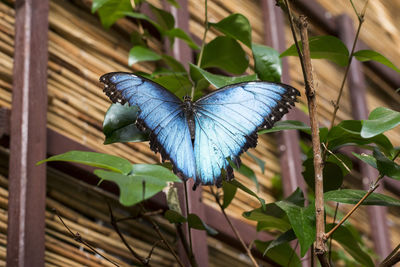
(7, 0), (49, 266)
(261, 2), (311, 266)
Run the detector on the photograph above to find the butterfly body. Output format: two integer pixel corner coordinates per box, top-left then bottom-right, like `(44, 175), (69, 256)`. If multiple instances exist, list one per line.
(101, 72), (300, 187)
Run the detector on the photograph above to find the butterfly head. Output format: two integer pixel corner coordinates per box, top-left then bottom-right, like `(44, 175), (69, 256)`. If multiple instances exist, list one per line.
(183, 95), (193, 111)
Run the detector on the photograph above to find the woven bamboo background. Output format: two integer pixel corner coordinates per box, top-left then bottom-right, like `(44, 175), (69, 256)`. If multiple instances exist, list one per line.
(0, 0), (399, 264)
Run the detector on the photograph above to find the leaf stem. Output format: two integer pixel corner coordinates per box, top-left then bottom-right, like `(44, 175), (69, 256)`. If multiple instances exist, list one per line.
(210, 187), (259, 267)
(192, 0), (208, 99)
(183, 180), (194, 259)
(379, 243), (400, 267)
(54, 209), (120, 267)
(328, 0), (368, 129)
(324, 183), (380, 239)
(140, 205), (184, 267)
(107, 203), (150, 266)
(328, 202), (340, 264)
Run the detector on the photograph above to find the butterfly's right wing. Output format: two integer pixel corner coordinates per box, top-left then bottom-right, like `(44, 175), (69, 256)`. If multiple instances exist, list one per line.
(100, 72), (196, 180)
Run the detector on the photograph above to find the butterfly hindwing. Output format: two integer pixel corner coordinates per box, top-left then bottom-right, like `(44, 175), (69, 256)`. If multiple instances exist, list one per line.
(100, 72), (196, 180)
(193, 81), (300, 185)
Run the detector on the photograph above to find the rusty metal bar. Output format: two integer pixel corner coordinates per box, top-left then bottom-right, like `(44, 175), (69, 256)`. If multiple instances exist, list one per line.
(336, 14), (391, 261)
(7, 0), (49, 266)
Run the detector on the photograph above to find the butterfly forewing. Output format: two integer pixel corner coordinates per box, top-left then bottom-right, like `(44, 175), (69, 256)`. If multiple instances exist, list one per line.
(100, 72), (196, 181)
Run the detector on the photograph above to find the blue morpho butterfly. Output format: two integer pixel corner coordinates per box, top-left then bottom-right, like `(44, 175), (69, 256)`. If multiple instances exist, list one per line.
(100, 72), (300, 189)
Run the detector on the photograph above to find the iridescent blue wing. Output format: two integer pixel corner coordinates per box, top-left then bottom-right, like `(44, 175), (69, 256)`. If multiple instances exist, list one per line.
(100, 72), (196, 180)
(193, 81), (300, 186)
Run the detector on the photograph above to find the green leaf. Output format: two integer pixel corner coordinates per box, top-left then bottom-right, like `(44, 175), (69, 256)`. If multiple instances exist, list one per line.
(103, 103), (148, 144)
(263, 229), (296, 255)
(164, 210), (187, 223)
(327, 120), (393, 155)
(326, 224), (374, 267)
(123, 11), (163, 33)
(166, 0), (180, 8)
(200, 36), (248, 74)
(256, 217), (291, 233)
(252, 43), (282, 82)
(374, 148), (400, 180)
(187, 213), (218, 235)
(129, 46), (162, 66)
(92, 0), (110, 13)
(222, 181), (237, 209)
(209, 14), (252, 48)
(259, 120), (311, 134)
(152, 74), (192, 99)
(275, 201), (315, 257)
(352, 152), (377, 169)
(243, 206), (290, 232)
(325, 189), (400, 206)
(97, 0), (133, 28)
(354, 50), (400, 73)
(189, 64), (257, 88)
(327, 153), (353, 176)
(228, 180), (266, 210)
(94, 164), (180, 206)
(254, 240), (301, 267)
(149, 4), (175, 31)
(188, 65), (210, 99)
(236, 163), (259, 191)
(246, 151), (265, 174)
(302, 159), (343, 192)
(164, 28), (200, 50)
(162, 54), (187, 72)
(37, 151), (132, 174)
(243, 205), (286, 221)
(361, 107), (400, 138)
(281, 35), (349, 67)
(285, 187), (305, 207)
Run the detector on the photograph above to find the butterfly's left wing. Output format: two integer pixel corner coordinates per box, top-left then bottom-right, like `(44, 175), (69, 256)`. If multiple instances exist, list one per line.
(193, 81), (300, 186)
(100, 72), (196, 181)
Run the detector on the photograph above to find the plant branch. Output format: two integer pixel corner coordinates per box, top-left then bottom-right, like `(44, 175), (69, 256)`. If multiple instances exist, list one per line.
(183, 180), (194, 259)
(282, 1), (327, 264)
(139, 205), (185, 267)
(328, 202), (340, 264)
(328, 0), (369, 129)
(325, 151), (399, 239)
(210, 187), (259, 267)
(176, 223), (198, 267)
(379, 243), (400, 267)
(107, 203), (150, 266)
(297, 16), (326, 262)
(192, 0), (208, 99)
(54, 209), (120, 267)
(325, 183), (380, 239)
